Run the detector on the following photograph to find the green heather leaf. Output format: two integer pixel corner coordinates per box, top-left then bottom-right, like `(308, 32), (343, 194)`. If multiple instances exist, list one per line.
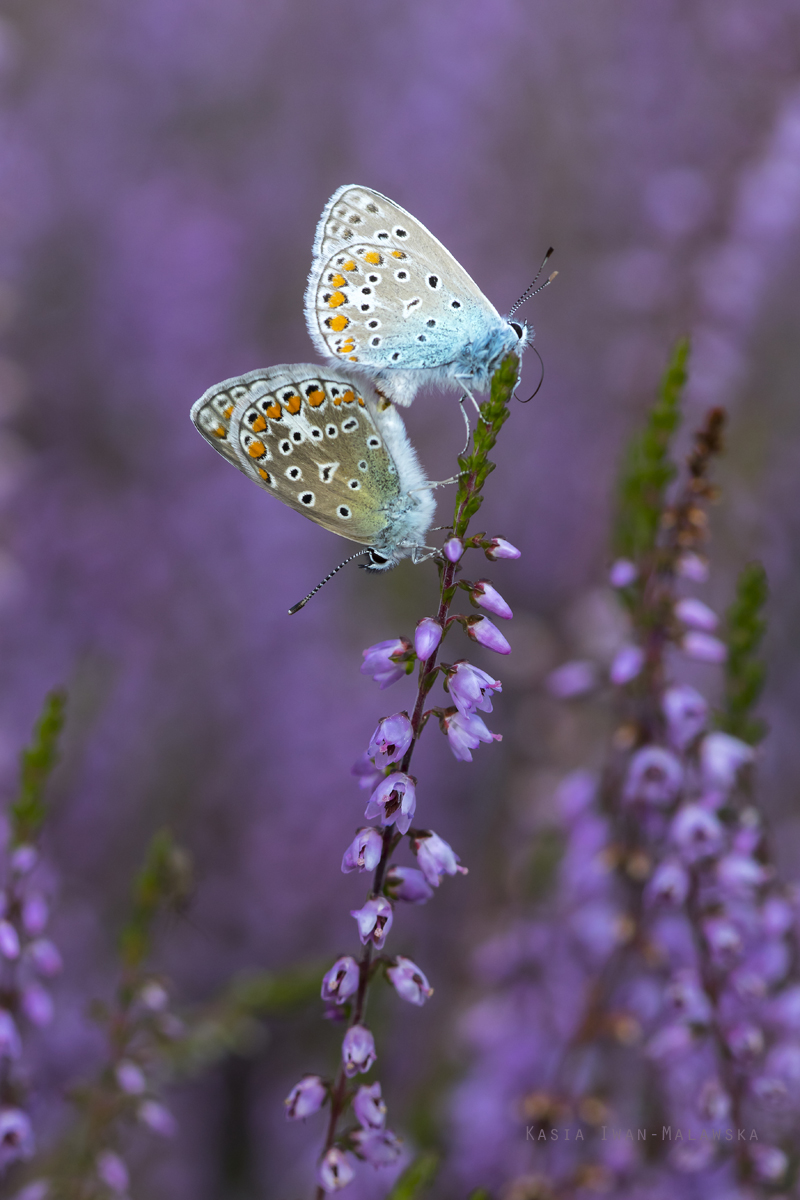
(614, 339), (689, 561)
(386, 1152), (439, 1200)
(11, 688), (67, 843)
(718, 561), (768, 744)
(119, 830), (193, 968)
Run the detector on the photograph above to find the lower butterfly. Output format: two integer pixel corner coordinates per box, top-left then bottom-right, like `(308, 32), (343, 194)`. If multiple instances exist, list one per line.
(191, 365), (436, 608)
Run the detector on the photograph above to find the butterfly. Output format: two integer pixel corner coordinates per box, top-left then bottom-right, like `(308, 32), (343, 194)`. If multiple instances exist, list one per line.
(305, 185), (533, 407)
(191, 365), (436, 597)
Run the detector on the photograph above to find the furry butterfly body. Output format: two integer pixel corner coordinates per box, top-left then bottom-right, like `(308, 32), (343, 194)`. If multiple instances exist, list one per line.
(306, 185), (529, 406)
(191, 365), (435, 570)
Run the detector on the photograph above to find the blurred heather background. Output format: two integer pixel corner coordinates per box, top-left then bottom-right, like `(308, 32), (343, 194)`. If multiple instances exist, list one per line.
(1, 1), (800, 1197)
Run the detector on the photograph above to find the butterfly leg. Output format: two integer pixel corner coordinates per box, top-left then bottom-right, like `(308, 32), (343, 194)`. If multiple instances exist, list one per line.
(409, 475), (463, 494)
(408, 544), (439, 565)
(454, 376), (482, 417)
(457, 394), (472, 457)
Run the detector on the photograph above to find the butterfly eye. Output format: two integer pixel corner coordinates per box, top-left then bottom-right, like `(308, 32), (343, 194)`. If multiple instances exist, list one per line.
(510, 321), (524, 338)
(369, 550), (388, 565)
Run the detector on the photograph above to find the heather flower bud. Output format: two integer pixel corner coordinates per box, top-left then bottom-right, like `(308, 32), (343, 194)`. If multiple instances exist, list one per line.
(645, 1022), (693, 1061)
(726, 1021), (764, 1061)
(352, 1082), (386, 1130)
(676, 552), (709, 582)
(361, 638), (413, 690)
(342, 827), (383, 874)
(447, 660), (502, 715)
(665, 970), (711, 1025)
(96, 1151), (128, 1194)
(546, 660), (596, 698)
(762, 896), (794, 937)
(384, 866), (433, 904)
(645, 859), (689, 906)
(484, 537), (521, 560)
(0, 921), (20, 961)
(662, 685), (707, 750)
(442, 709), (501, 763)
(0, 1011), (21, 1060)
(10, 846), (37, 875)
(368, 713), (412, 765)
(700, 731), (754, 790)
(0, 1109), (34, 1169)
(674, 596), (718, 631)
(284, 1075), (327, 1120)
(443, 537), (463, 562)
(671, 804), (724, 862)
(703, 917), (743, 966)
(22, 893), (48, 937)
(116, 1060), (146, 1094)
(609, 558), (637, 587)
(624, 747), (683, 808)
(681, 631), (727, 662)
(471, 580), (513, 620)
(350, 897), (393, 949)
(365, 773), (416, 834)
(414, 617), (442, 660)
(465, 614), (511, 654)
(609, 644), (644, 685)
(321, 956), (360, 1005)
(770, 985), (800, 1032)
(139, 981), (168, 1011)
(317, 1147), (356, 1191)
(351, 752), (384, 793)
(717, 853), (769, 897)
(21, 984), (53, 1028)
(342, 1024), (377, 1076)
(386, 956), (433, 1006)
(412, 831), (467, 887)
(351, 1127), (403, 1166)
(698, 1079), (731, 1120)
(750, 1145), (788, 1183)
(138, 1100), (177, 1137)
(28, 938), (62, 977)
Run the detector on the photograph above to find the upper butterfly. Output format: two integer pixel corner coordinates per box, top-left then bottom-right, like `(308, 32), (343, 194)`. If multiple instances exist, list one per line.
(305, 185), (530, 407)
(191, 364), (435, 573)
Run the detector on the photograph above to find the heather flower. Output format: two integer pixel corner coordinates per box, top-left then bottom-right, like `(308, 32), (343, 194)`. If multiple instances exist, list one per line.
(662, 684), (707, 749)
(414, 618), (442, 660)
(609, 643), (644, 685)
(350, 897), (393, 949)
(10, 846), (37, 875)
(726, 1021), (764, 1061)
(645, 859), (689, 906)
(27, 938), (62, 977)
(484, 537), (521, 560)
(624, 746), (683, 807)
(681, 631), (727, 662)
(386, 956), (433, 1006)
(700, 731), (754, 790)
(361, 638), (412, 689)
(555, 770), (598, 821)
(697, 1079), (731, 1120)
(703, 917), (743, 966)
(471, 580), (513, 620)
(609, 558), (637, 587)
(365, 773), (416, 833)
(21, 893), (48, 937)
(447, 661), (502, 715)
(717, 853), (769, 897)
(115, 1060), (146, 1094)
(351, 752), (384, 792)
(465, 614), (511, 654)
(138, 1100), (177, 1136)
(665, 970), (712, 1024)
(0, 1109), (34, 1169)
(384, 866), (433, 904)
(0, 921), (20, 961)
(770, 985), (800, 1032)
(21, 984), (53, 1027)
(352, 1082), (386, 1130)
(284, 1075), (327, 1120)
(645, 1022), (693, 1061)
(676, 552), (709, 582)
(671, 804), (724, 861)
(442, 709), (501, 763)
(750, 1144), (788, 1183)
(351, 1127), (403, 1166)
(412, 830), (467, 887)
(341, 827), (383, 873)
(0, 1011), (21, 1060)
(317, 1147), (356, 1192)
(368, 714), (412, 765)
(321, 956), (360, 1005)
(674, 597), (719, 631)
(546, 660), (596, 698)
(443, 537), (463, 562)
(138, 981), (168, 1011)
(96, 1150), (128, 1194)
(342, 1024), (376, 1076)
(762, 895), (794, 936)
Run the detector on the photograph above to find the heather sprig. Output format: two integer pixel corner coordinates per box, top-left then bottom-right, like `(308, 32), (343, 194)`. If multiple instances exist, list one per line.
(285, 355), (521, 1196)
(719, 561), (769, 745)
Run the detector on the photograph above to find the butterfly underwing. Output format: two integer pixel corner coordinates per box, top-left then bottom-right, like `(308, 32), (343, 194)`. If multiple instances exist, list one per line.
(191, 365), (435, 570)
(305, 184), (529, 406)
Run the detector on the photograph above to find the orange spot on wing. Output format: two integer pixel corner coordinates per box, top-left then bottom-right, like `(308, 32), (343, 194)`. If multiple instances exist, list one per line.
(341, 390), (355, 405)
(363, 251), (382, 265)
(266, 401), (282, 420)
(357, 396), (365, 406)
(327, 314), (349, 332)
(342, 260), (357, 271)
(250, 414), (267, 432)
(223, 403), (234, 418)
(213, 425), (226, 438)
(391, 250), (406, 259)
(328, 291), (346, 308)
(258, 468), (272, 482)
(349, 355), (358, 362)
(333, 395), (342, 406)
(307, 389), (325, 407)
(284, 394), (302, 415)
(329, 273), (346, 287)
(247, 440), (266, 459)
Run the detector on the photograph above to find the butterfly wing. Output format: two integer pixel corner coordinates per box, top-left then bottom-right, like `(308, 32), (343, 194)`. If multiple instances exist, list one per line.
(191, 365), (405, 547)
(305, 186), (508, 377)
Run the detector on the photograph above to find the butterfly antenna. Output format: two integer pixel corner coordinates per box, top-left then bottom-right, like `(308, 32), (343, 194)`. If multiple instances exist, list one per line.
(507, 247), (558, 318)
(288, 550), (372, 614)
(515, 345), (545, 404)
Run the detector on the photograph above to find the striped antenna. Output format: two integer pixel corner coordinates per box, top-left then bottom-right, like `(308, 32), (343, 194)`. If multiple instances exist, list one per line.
(508, 247), (557, 318)
(288, 550), (372, 614)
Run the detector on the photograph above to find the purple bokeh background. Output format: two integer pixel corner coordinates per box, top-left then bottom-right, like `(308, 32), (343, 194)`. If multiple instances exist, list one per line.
(2, 2), (800, 1195)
